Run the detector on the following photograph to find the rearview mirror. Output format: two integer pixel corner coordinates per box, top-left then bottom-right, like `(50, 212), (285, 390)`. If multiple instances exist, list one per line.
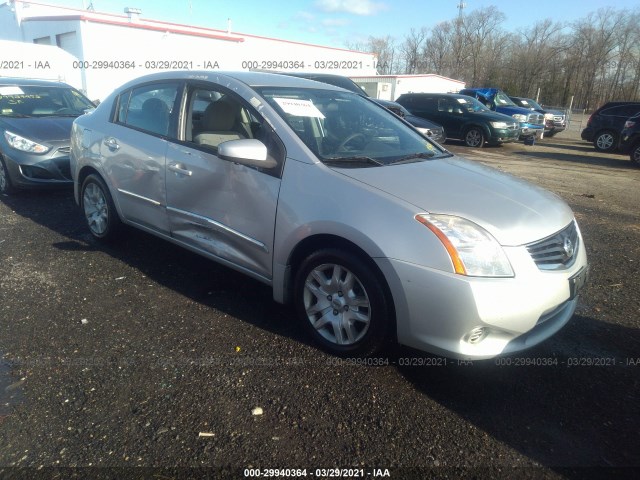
(217, 139), (276, 169)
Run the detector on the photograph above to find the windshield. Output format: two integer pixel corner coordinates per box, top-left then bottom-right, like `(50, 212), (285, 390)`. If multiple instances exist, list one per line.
(455, 96), (492, 113)
(255, 87), (446, 166)
(521, 98), (542, 110)
(494, 91), (517, 107)
(0, 85), (95, 117)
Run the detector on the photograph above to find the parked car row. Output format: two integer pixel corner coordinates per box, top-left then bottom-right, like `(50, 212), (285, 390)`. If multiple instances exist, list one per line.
(273, 72), (447, 145)
(458, 88), (546, 140)
(1, 71), (590, 361)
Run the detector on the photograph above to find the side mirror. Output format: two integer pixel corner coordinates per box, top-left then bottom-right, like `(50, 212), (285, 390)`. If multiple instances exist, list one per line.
(217, 139), (277, 169)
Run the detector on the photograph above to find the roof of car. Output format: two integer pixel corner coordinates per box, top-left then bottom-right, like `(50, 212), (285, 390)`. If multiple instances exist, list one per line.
(398, 93), (471, 98)
(113, 70), (348, 93)
(273, 72), (367, 95)
(0, 77), (73, 87)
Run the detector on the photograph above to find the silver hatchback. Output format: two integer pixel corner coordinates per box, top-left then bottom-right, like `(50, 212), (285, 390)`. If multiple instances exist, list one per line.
(70, 71), (588, 359)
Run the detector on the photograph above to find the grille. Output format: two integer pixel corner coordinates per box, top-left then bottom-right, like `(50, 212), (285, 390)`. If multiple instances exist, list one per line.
(553, 115), (565, 123)
(57, 146), (71, 154)
(527, 113), (545, 126)
(507, 122), (518, 130)
(526, 221), (579, 270)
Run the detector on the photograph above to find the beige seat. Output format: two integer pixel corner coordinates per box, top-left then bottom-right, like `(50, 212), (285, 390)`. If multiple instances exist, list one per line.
(194, 101), (245, 148)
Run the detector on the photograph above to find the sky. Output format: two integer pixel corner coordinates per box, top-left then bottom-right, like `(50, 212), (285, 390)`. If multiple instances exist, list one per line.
(28, 0), (640, 49)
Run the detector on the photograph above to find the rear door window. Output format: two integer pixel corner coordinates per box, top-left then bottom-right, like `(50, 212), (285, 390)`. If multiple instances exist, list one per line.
(115, 83), (181, 138)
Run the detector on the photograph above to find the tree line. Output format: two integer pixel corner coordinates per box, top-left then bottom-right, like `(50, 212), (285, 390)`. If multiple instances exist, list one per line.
(347, 6), (640, 110)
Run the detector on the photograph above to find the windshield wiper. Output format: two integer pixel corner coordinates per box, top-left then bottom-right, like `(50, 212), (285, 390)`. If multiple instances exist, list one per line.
(389, 152), (437, 165)
(323, 156), (385, 167)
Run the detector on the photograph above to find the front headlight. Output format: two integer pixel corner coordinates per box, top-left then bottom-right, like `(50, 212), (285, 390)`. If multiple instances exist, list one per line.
(544, 113), (555, 120)
(415, 214), (514, 277)
(512, 114), (527, 122)
(4, 130), (50, 154)
(490, 121), (508, 128)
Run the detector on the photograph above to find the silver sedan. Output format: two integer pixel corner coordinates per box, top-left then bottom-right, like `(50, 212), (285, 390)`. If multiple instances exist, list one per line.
(70, 71), (588, 359)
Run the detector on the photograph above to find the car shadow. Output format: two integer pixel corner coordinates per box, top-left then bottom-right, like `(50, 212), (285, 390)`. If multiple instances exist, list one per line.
(537, 140), (597, 154)
(515, 150), (634, 169)
(390, 313), (640, 475)
(0, 189), (311, 349)
(2, 190), (639, 474)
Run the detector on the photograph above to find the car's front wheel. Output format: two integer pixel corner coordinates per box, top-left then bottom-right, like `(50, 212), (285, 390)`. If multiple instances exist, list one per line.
(594, 131), (617, 152)
(81, 174), (121, 241)
(0, 156), (15, 195)
(631, 143), (640, 167)
(464, 127), (485, 148)
(294, 248), (391, 357)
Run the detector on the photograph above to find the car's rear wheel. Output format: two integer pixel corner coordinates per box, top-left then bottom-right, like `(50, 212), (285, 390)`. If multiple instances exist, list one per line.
(631, 143), (640, 167)
(294, 248), (391, 357)
(81, 174), (121, 241)
(0, 156), (15, 195)
(594, 131), (617, 152)
(464, 127), (485, 148)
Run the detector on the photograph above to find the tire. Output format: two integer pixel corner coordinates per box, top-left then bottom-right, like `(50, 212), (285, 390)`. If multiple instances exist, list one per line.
(631, 143), (640, 167)
(464, 127), (485, 148)
(0, 156), (15, 195)
(294, 248), (391, 357)
(80, 174), (122, 241)
(594, 131), (617, 152)
(545, 131), (556, 138)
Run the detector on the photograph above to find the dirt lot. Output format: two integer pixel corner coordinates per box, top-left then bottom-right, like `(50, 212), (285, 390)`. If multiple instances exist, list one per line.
(0, 133), (639, 479)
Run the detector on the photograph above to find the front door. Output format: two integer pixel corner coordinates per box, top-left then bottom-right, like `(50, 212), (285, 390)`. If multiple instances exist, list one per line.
(101, 82), (181, 233)
(165, 83), (285, 280)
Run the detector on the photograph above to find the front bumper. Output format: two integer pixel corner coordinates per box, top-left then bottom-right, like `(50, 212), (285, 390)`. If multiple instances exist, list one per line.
(488, 127), (520, 145)
(519, 124), (545, 138)
(1, 145), (73, 189)
(375, 229), (588, 360)
(618, 133), (638, 154)
(427, 129), (446, 145)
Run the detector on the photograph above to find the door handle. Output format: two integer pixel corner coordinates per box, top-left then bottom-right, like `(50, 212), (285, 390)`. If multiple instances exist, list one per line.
(168, 163), (193, 176)
(103, 137), (120, 151)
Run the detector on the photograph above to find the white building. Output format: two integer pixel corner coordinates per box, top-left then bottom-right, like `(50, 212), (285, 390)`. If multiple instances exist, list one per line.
(0, 39), (83, 89)
(0, 0), (377, 100)
(351, 74), (465, 101)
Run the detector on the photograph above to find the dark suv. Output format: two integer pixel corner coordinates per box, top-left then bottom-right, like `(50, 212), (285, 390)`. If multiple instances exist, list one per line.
(581, 102), (640, 152)
(619, 113), (640, 166)
(396, 93), (520, 147)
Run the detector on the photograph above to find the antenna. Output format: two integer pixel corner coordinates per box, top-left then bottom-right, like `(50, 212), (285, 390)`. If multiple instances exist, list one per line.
(457, 0), (466, 18)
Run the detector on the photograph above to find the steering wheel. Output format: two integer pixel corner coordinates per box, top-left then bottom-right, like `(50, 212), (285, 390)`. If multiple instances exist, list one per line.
(336, 133), (366, 152)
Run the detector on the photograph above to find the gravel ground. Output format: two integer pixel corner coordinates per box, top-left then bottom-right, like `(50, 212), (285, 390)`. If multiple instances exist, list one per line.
(0, 133), (639, 480)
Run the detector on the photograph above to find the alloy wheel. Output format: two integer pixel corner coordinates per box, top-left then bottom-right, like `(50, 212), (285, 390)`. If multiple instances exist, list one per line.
(302, 263), (371, 346)
(83, 182), (109, 236)
(595, 133), (614, 151)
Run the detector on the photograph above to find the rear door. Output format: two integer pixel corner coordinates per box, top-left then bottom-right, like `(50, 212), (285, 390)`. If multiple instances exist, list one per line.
(100, 82), (182, 233)
(165, 81), (286, 281)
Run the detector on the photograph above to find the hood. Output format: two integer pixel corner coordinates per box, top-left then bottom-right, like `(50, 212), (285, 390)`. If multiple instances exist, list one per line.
(335, 156), (574, 246)
(468, 110), (517, 123)
(404, 114), (442, 130)
(493, 105), (532, 117)
(0, 116), (76, 143)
